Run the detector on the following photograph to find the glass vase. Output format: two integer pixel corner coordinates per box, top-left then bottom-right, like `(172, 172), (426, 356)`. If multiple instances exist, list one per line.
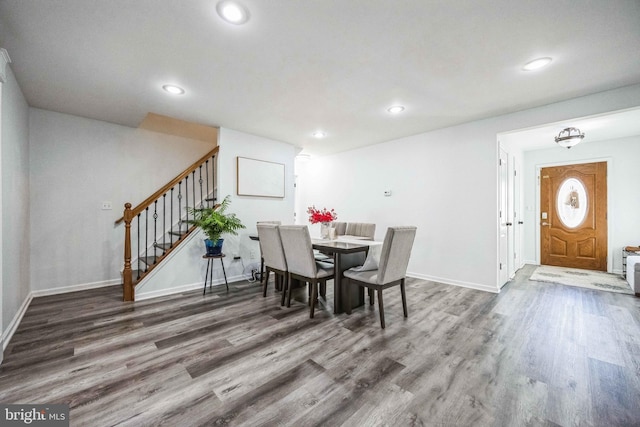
(320, 223), (331, 239)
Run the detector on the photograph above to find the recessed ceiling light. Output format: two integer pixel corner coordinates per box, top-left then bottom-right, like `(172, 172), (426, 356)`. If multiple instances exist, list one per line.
(387, 105), (405, 114)
(162, 84), (185, 95)
(216, 1), (250, 25)
(312, 131), (326, 139)
(522, 57), (552, 71)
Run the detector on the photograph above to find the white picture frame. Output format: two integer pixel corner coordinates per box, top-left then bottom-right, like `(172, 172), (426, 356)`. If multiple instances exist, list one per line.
(236, 156), (285, 198)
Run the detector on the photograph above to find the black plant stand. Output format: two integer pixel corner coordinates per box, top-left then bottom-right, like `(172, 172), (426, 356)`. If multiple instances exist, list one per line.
(203, 253), (228, 294)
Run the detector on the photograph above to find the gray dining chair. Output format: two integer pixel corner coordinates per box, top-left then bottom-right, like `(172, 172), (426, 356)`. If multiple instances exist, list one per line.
(331, 221), (347, 236)
(257, 220), (281, 286)
(343, 226), (417, 328)
(257, 223), (288, 306)
(278, 225), (334, 317)
(345, 222), (376, 240)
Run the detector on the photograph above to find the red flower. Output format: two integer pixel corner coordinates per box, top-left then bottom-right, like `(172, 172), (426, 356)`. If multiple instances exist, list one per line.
(307, 206), (337, 224)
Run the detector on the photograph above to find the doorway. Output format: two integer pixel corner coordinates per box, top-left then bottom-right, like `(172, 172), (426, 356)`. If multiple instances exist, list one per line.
(539, 161), (607, 271)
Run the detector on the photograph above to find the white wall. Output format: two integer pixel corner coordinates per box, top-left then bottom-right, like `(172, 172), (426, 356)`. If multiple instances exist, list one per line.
(297, 122), (498, 292)
(1, 65), (30, 346)
(296, 84), (640, 292)
(522, 136), (640, 273)
(135, 127), (296, 299)
(29, 109), (215, 292)
(217, 127), (296, 262)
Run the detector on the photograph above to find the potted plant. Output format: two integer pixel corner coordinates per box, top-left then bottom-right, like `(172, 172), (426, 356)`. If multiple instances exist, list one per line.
(187, 195), (245, 256)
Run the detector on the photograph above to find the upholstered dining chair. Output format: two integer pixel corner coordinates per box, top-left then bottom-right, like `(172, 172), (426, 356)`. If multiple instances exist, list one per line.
(343, 226), (417, 328)
(278, 225), (334, 317)
(257, 221), (281, 286)
(331, 221), (347, 236)
(256, 223), (288, 306)
(345, 222), (376, 240)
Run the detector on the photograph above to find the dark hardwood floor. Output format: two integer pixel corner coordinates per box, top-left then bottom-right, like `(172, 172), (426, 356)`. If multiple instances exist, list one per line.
(1, 265), (639, 426)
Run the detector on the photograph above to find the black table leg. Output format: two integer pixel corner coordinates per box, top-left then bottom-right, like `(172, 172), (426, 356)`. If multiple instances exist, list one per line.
(203, 259), (211, 295)
(220, 257), (229, 291)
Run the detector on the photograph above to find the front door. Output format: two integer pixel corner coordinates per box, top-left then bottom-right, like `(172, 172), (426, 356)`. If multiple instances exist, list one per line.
(540, 162), (607, 271)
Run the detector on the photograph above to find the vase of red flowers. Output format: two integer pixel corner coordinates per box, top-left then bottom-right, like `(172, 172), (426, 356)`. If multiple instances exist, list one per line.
(307, 206), (337, 239)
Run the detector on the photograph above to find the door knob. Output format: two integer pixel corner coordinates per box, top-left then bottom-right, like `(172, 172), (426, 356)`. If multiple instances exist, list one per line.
(506, 222), (513, 226)
(518, 221), (524, 225)
(541, 222), (549, 226)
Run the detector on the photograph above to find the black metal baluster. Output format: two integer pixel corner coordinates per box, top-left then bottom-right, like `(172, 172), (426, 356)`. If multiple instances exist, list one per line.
(192, 171), (196, 218)
(153, 200), (158, 258)
(163, 194), (166, 253)
(212, 155), (216, 204)
(145, 207), (149, 268)
(178, 181), (183, 235)
(137, 213), (141, 280)
(205, 159), (210, 207)
(199, 165), (204, 208)
(185, 176), (189, 233)
(171, 187), (174, 246)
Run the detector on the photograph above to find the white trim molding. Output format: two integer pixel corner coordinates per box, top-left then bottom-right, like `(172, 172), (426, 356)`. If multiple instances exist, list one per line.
(30, 278), (121, 298)
(407, 272), (500, 293)
(1, 293), (33, 352)
(0, 48), (11, 83)
(135, 275), (245, 301)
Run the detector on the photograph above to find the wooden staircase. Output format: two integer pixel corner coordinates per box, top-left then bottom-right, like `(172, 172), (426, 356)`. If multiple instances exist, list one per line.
(116, 146), (219, 301)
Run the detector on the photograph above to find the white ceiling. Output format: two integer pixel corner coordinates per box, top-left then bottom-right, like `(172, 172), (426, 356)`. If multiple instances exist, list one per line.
(499, 107), (640, 151)
(1, 0), (640, 156)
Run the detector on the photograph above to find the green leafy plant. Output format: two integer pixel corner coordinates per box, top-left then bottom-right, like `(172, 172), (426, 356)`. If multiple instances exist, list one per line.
(186, 195), (245, 244)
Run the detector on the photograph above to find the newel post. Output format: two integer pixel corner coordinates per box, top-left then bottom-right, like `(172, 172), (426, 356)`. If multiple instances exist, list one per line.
(123, 203), (134, 301)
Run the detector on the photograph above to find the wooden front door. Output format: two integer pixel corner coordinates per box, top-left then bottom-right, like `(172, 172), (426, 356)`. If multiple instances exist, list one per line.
(540, 162), (607, 271)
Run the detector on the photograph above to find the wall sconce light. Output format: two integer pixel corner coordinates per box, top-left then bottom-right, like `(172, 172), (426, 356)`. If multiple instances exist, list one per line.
(555, 127), (584, 149)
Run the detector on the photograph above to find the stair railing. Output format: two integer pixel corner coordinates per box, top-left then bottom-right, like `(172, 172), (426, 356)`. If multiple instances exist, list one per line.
(116, 146), (219, 301)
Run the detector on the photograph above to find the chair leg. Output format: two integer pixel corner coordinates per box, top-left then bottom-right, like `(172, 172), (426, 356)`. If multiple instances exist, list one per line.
(400, 278), (408, 318)
(260, 257), (265, 284)
(280, 273), (288, 306)
(320, 282), (326, 299)
(377, 289), (385, 328)
(310, 281), (317, 318)
(262, 269), (270, 297)
(368, 288), (374, 305)
(287, 273), (293, 307)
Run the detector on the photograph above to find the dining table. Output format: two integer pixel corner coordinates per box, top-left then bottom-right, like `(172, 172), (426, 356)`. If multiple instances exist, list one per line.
(249, 233), (381, 314)
(311, 237), (382, 314)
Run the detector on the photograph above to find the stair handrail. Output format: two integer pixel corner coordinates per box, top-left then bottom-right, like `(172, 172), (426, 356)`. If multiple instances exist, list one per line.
(118, 145), (219, 301)
(115, 146), (220, 224)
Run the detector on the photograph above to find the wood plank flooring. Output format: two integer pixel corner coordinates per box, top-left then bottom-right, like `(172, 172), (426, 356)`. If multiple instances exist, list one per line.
(1, 264), (640, 426)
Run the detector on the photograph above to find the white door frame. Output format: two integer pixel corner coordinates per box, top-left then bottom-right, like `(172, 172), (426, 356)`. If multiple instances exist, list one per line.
(498, 147), (510, 287)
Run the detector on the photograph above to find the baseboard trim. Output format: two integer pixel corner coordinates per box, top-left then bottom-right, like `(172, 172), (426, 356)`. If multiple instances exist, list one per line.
(2, 292), (34, 352)
(135, 274), (245, 301)
(31, 279), (121, 298)
(407, 272), (500, 294)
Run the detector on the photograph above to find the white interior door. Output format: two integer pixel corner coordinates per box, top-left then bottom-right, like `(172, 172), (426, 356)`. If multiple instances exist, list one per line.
(513, 157), (522, 272)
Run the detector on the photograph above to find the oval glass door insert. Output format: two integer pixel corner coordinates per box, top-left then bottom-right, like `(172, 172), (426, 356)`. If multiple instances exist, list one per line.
(556, 178), (588, 228)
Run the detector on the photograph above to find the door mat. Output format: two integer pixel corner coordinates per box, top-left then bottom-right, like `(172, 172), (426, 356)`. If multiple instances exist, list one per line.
(529, 265), (633, 295)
